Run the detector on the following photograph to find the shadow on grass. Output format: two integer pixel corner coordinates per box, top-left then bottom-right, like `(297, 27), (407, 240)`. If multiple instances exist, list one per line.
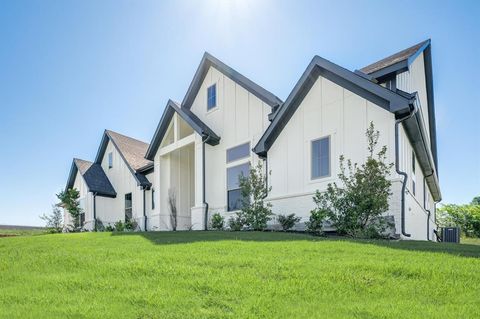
(110, 230), (314, 245)
(110, 231), (480, 258)
(330, 236), (480, 258)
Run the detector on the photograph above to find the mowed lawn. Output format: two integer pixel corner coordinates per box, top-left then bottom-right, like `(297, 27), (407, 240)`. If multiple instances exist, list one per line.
(1, 232), (480, 319)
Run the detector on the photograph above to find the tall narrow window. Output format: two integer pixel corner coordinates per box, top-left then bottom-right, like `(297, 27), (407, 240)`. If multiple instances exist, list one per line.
(125, 193), (132, 221)
(412, 151), (416, 196)
(311, 136), (330, 179)
(226, 142), (250, 163)
(207, 84), (217, 110)
(108, 152), (113, 169)
(151, 189), (155, 210)
(227, 163), (250, 211)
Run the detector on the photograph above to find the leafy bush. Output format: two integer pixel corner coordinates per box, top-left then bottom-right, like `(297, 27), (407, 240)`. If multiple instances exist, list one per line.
(311, 122), (393, 238)
(305, 209), (328, 235)
(228, 214), (246, 231)
(105, 224), (115, 232)
(40, 205), (63, 233)
(114, 220), (125, 232)
(238, 161), (273, 231)
(94, 218), (105, 232)
(210, 213), (225, 230)
(125, 219), (138, 231)
(438, 204), (480, 238)
(277, 214), (301, 231)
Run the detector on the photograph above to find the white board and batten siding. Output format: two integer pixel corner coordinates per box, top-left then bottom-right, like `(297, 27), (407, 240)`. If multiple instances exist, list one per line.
(98, 140), (148, 227)
(189, 65), (272, 219)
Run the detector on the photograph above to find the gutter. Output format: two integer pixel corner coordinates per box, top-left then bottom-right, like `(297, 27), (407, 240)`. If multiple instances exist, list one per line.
(92, 192), (97, 231)
(423, 172), (439, 241)
(395, 101), (418, 238)
(143, 187), (147, 231)
(202, 134), (212, 230)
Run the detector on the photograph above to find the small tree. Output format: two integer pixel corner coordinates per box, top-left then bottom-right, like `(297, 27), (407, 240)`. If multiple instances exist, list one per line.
(277, 214), (301, 231)
(168, 188), (177, 231)
(305, 209), (328, 235)
(238, 161), (273, 231)
(57, 188), (83, 232)
(312, 122), (394, 238)
(40, 205), (63, 233)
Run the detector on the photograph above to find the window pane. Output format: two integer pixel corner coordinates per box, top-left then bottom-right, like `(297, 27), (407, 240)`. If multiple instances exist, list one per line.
(108, 152), (113, 168)
(228, 189), (243, 211)
(226, 142), (250, 162)
(227, 163), (250, 190)
(207, 84), (216, 110)
(311, 137), (330, 179)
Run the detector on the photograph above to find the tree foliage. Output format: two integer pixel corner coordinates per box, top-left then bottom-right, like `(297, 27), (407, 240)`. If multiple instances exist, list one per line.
(437, 202), (480, 238)
(311, 122), (394, 238)
(40, 205), (63, 233)
(238, 161), (273, 231)
(56, 188), (83, 232)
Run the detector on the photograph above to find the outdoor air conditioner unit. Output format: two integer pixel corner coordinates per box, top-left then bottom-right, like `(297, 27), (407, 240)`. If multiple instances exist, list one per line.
(441, 227), (460, 243)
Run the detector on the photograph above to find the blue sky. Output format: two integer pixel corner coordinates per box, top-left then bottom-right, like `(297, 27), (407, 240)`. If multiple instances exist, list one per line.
(0, 0), (478, 226)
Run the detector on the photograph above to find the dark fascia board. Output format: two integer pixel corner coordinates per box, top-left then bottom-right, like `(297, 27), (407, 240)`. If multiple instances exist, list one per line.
(65, 159), (117, 198)
(181, 52), (283, 110)
(400, 97), (441, 201)
(145, 99), (221, 160)
(253, 55), (413, 156)
(423, 44), (438, 173)
(94, 130), (151, 188)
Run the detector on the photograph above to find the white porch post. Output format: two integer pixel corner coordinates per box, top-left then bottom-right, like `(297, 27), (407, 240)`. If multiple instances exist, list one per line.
(191, 134), (206, 230)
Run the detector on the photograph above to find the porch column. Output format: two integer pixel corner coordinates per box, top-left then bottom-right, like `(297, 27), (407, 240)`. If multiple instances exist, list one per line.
(191, 134), (206, 230)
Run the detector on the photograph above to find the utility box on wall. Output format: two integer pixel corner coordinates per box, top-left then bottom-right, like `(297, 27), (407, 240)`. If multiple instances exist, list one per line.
(441, 227), (460, 243)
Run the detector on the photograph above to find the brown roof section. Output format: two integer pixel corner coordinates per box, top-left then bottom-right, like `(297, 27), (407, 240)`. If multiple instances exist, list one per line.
(360, 40), (429, 74)
(106, 130), (152, 171)
(73, 158), (93, 174)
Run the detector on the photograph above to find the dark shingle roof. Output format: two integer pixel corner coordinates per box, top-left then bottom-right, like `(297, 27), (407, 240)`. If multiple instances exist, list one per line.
(360, 40), (430, 75)
(66, 158), (116, 197)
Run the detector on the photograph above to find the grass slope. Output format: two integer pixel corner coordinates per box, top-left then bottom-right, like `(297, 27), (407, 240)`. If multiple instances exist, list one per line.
(1, 232), (479, 319)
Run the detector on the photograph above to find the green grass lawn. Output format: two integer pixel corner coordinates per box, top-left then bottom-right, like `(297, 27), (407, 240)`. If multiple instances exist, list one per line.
(0, 226), (45, 237)
(1, 232), (479, 319)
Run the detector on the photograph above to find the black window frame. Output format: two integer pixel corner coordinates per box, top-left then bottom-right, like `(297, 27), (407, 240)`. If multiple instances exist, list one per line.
(125, 193), (132, 221)
(226, 163), (250, 212)
(311, 136), (331, 180)
(108, 152), (113, 169)
(207, 84), (217, 110)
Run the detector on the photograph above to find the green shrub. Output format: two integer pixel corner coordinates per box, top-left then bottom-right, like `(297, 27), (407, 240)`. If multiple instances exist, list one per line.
(105, 224), (115, 232)
(210, 213), (225, 230)
(277, 214), (301, 231)
(305, 209), (328, 235)
(311, 122), (393, 238)
(94, 218), (105, 232)
(228, 214), (246, 231)
(114, 220), (125, 232)
(125, 219), (138, 231)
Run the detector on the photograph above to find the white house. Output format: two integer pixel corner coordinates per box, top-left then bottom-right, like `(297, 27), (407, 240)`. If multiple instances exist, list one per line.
(64, 40), (441, 240)
(65, 130), (154, 230)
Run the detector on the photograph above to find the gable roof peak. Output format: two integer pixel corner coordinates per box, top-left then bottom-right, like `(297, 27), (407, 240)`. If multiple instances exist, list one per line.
(181, 52), (283, 109)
